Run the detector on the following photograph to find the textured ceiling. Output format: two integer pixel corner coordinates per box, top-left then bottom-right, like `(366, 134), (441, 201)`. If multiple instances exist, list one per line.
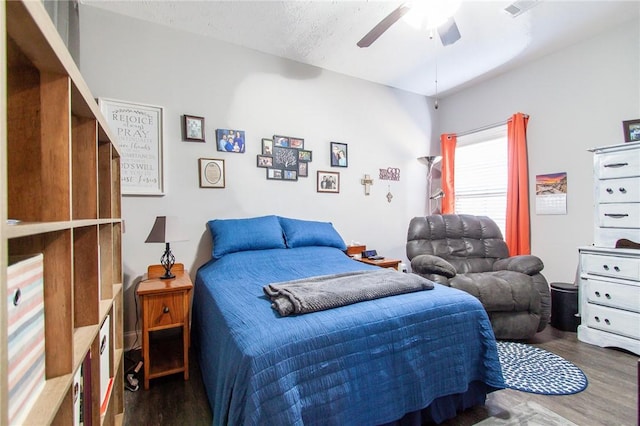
(81, 0), (640, 96)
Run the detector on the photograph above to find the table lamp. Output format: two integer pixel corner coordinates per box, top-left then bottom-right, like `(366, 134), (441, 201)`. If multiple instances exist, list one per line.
(145, 216), (188, 279)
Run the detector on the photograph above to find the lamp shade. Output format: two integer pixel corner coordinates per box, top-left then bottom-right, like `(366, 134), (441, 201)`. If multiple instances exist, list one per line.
(145, 216), (188, 243)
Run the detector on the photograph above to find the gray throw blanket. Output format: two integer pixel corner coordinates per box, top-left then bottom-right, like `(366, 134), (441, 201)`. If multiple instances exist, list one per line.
(263, 269), (434, 316)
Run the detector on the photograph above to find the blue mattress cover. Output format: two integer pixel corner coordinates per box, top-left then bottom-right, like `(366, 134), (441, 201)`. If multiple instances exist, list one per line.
(192, 246), (504, 425)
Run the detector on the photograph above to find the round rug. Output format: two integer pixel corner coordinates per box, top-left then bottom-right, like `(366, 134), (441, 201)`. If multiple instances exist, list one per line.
(496, 341), (588, 395)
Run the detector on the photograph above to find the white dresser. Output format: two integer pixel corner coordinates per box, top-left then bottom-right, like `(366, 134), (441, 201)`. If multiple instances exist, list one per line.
(578, 141), (640, 355)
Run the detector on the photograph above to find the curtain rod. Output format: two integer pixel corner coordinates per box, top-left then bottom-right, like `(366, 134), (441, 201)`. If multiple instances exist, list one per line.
(454, 114), (529, 138)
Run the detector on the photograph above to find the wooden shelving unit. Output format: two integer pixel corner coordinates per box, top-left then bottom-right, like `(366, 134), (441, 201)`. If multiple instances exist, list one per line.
(1, 1), (124, 424)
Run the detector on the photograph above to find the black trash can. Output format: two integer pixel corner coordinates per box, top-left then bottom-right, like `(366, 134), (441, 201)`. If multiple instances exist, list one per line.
(550, 282), (579, 332)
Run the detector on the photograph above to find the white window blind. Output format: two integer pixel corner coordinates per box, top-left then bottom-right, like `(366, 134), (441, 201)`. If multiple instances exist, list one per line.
(454, 126), (508, 236)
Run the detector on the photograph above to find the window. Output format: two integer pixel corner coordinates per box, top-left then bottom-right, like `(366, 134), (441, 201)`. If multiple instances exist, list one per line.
(454, 126), (508, 236)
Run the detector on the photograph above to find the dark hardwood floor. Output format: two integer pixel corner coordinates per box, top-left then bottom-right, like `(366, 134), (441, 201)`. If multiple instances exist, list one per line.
(123, 327), (639, 426)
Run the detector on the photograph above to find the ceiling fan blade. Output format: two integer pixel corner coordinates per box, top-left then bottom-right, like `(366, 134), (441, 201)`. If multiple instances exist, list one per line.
(438, 17), (461, 46)
(357, 4), (411, 48)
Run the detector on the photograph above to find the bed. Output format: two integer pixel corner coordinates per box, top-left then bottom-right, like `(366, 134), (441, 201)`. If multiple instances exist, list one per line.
(192, 215), (504, 425)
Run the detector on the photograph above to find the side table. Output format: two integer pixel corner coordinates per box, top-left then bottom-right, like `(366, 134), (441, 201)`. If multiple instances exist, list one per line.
(356, 257), (402, 270)
(137, 263), (193, 389)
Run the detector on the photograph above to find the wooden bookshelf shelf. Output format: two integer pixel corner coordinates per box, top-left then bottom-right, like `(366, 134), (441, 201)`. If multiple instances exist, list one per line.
(1, 1), (124, 424)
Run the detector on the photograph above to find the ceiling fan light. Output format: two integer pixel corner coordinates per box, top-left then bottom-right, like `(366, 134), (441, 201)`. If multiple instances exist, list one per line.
(405, 0), (461, 30)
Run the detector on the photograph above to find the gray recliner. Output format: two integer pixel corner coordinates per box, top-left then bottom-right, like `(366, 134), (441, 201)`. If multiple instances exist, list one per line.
(406, 214), (550, 340)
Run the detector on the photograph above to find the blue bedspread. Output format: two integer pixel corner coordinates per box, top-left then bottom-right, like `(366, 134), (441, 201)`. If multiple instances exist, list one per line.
(193, 246), (504, 425)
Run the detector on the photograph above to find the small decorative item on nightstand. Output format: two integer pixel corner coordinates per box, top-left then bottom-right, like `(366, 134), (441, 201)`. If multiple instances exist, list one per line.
(137, 263), (193, 389)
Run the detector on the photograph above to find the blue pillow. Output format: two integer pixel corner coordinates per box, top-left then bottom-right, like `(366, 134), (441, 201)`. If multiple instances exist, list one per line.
(208, 215), (285, 259)
(278, 217), (346, 250)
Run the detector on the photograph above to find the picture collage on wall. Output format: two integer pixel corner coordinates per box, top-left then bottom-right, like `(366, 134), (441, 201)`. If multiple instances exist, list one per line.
(257, 135), (312, 182)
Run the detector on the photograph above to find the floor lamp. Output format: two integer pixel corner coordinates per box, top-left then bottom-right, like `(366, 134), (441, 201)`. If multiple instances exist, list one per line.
(417, 155), (442, 214)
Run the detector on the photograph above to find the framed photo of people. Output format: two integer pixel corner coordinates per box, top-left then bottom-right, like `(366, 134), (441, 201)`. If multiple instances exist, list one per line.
(317, 171), (339, 193)
(330, 142), (348, 167)
(216, 129), (246, 152)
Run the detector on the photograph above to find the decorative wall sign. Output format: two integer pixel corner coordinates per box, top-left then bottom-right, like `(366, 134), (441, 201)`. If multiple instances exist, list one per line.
(183, 114), (205, 142)
(199, 158), (225, 188)
(379, 167), (400, 181)
(258, 134), (311, 181)
(99, 98), (164, 196)
(330, 142), (348, 167)
(216, 129), (246, 152)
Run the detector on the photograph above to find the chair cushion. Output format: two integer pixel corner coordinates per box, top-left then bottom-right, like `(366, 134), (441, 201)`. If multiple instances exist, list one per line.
(449, 271), (541, 314)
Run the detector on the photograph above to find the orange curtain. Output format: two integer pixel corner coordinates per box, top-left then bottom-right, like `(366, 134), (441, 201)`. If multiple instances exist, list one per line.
(440, 133), (457, 214)
(506, 113), (531, 255)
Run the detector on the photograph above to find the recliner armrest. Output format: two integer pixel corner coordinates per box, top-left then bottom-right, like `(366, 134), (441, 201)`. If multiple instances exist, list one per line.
(410, 254), (457, 278)
(493, 255), (544, 275)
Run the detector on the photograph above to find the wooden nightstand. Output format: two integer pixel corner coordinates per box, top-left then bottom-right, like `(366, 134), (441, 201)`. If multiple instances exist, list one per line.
(356, 257), (402, 270)
(137, 263), (193, 389)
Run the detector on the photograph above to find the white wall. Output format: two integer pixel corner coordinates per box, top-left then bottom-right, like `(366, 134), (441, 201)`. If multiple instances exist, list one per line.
(78, 6), (437, 343)
(437, 19), (640, 285)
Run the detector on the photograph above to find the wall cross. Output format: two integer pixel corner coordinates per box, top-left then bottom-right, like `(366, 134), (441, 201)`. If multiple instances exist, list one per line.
(360, 174), (374, 195)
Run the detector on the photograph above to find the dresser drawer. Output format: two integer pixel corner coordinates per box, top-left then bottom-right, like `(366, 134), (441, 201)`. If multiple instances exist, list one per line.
(581, 252), (640, 281)
(595, 149), (640, 179)
(584, 303), (640, 340)
(144, 292), (186, 328)
(585, 279), (640, 313)
(596, 177), (640, 203)
(594, 227), (640, 248)
(596, 203), (640, 228)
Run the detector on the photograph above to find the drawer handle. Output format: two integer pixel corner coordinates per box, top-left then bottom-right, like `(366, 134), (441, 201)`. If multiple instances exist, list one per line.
(605, 293), (611, 299)
(594, 316), (600, 322)
(603, 162), (629, 168)
(595, 291), (601, 297)
(13, 288), (21, 306)
(602, 265), (609, 271)
(606, 188), (613, 194)
(163, 306), (170, 314)
(604, 318), (610, 325)
(618, 187), (626, 193)
(613, 266), (620, 272)
(603, 213), (629, 219)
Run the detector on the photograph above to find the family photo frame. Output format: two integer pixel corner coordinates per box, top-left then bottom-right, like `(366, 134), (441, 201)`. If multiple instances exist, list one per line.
(317, 170), (339, 193)
(622, 119), (640, 142)
(183, 114), (205, 142)
(330, 142), (348, 167)
(216, 128), (246, 153)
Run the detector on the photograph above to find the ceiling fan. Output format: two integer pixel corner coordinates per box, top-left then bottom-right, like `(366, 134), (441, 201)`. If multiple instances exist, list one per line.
(357, 1), (462, 48)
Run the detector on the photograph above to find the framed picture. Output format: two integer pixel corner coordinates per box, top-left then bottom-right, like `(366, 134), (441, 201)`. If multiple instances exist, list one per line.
(216, 129), (246, 153)
(290, 137), (304, 149)
(199, 158), (225, 188)
(298, 161), (308, 177)
(273, 147), (298, 171)
(330, 142), (348, 167)
(262, 138), (274, 155)
(257, 155), (273, 168)
(298, 150), (312, 162)
(99, 98), (164, 196)
(317, 170), (339, 193)
(622, 119), (640, 142)
(266, 168), (283, 180)
(283, 170), (298, 181)
(273, 135), (290, 147)
(183, 114), (205, 142)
